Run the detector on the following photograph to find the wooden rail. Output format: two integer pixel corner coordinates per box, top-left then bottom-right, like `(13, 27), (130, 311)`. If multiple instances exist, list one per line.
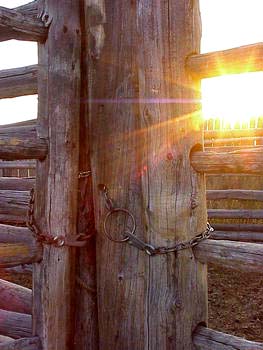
(0, 177), (35, 191)
(208, 209), (263, 219)
(204, 136), (263, 146)
(212, 223), (263, 232)
(212, 231), (263, 243)
(0, 5), (47, 42)
(207, 189), (263, 201)
(0, 309), (32, 339)
(0, 161), (36, 169)
(0, 65), (38, 99)
(0, 190), (29, 222)
(0, 224), (33, 244)
(0, 337), (41, 350)
(191, 147), (263, 174)
(186, 42), (263, 79)
(194, 240), (263, 273)
(193, 326), (263, 350)
(0, 264), (32, 275)
(204, 128), (263, 140)
(0, 279), (32, 314)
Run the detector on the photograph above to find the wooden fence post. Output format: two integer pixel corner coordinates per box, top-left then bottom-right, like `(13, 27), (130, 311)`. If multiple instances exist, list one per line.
(90, 0), (207, 348)
(33, 1), (81, 349)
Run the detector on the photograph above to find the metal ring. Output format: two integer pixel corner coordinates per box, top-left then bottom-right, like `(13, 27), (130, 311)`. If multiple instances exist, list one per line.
(103, 208), (136, 243)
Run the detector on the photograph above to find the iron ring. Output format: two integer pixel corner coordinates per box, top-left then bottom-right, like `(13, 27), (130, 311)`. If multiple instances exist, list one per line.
(103, 208), (136, 243)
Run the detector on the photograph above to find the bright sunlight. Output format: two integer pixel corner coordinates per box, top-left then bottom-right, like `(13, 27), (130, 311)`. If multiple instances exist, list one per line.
(200, 0), (263, 126)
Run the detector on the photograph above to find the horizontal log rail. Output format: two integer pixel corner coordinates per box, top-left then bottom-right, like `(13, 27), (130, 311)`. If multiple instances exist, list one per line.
(0, 120), (36, 129)
(0, 264), (32, 275)
(0, 214), (26, 226)
(212, 223), (263, 232)
(0, 6), (47, 42)
(0, 190), (30, 217)
(0, 160), (36, 169)
(0, 335), (13, 343)
(193, 326), (263, 350)
(0, 177), (35, 191)
(0, 279), (32, 314)
(0, 309), (32, 339)
(204, 128), (263, 140)
(194, 239), (263, 273)
(186, 42), (263, 79)
(204, 145), (261, 153)
(204, 136), (263, 146)
(208, 209), (263, 219)
(212, 231), (263, 243)
(0, 224), (33, 244)
(207, 189), (263, 201)
(191, 147), (263, 174)
(0, 241), (42, 268)
(0, 65), (38, 99)
(0, 337), (40, 350)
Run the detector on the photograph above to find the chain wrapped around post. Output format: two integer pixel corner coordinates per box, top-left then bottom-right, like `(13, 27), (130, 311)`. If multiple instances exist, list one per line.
(99, 184), (214, 256)
(27, 184), (93, 248)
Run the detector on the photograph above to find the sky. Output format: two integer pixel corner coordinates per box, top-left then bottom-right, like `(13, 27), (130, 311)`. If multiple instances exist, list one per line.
(0, 0), (263, 125)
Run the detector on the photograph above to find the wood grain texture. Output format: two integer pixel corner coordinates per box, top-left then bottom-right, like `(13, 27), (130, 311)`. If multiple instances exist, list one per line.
(212, 223), (263, 232)
(0, 191), (30, 223)
(90, 0), (207, 348)
(0, 161), (36, 169)
(186, 43), (263, 79)
(73, 1), (99, 349)
(192, 148), (263, 174)
(0, 337), (40, 350)
(0, 5), (47, 42)
(0, 264), (32, 275)
(193, 326), (263, 350)
(0, 279), (32, 314)
(33, 1), (81, 349)
(208, 209), (263, 219)
(0, 224), (33, 244)
(194, 239), (263, 273)
(207, 189), (263, 201)
(0, 309), (32, 339)
(211, 231), (263, 242)
(0, 65), (37, 99)
(0, 177), (35, 191)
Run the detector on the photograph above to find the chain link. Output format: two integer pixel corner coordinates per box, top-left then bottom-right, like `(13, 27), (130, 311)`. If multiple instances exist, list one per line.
(99, 184), (214, 256)
(27, 187), (94, 248)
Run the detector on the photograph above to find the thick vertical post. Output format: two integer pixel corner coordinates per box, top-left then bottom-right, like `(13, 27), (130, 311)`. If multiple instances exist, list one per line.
(33, 1), (81, 349)
(90, 0), (206, 349)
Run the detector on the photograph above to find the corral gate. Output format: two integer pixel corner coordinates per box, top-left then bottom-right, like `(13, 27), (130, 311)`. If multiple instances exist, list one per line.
(0, 1), (263, 349)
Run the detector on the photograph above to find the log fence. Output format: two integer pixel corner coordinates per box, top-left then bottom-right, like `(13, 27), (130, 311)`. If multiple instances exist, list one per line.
(0, 0), (262, 349)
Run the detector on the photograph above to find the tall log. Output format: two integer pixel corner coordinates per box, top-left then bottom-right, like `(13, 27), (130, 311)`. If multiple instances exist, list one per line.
(0, 337), (41, 350)
(191, 148), (263, 174)
(0, 309), (32, 339)
(193, 326), (263, 350)
(194, 240), (263, 273)
(0, 177), (35, 191)
(90, 0), (206, 348)
(186, 43), (263, 79)
(0, 279), (32, 314)
(0, 6), (47, 42)
(0, 65), (37, 99)
(33, 1), (81, 349)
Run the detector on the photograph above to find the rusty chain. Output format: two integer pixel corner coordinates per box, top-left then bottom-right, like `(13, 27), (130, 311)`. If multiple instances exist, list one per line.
(99, 184), (214, 256)
(27, 173), (93, 247)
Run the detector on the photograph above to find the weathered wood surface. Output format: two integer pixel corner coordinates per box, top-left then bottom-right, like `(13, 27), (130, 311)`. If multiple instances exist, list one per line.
(0, 191), (30, 223)
(193, 326), (263, 350)
(0, 240), (41, 268)
(0, 177), (35, 191)
(204, 136), (263, 146)
(0, 335), (13, 344)
(0, 279), (32, 314)
(204, 128), (263, 140)
(0, 5), (47, 42)
(194, 239), (263, 273)
(0, 161), (36, 170)
(0, 264), (32, 276)
(0, 127), (47, 161)
(207, 189), (263, 201)
(0, 309), (32, 339)
(191, 148), (263, 174)
(208, 209), (263, 219)
(0, 337), (40, 350)
(74, 1), (99, 349)
(0, 120), (36, 129)
(0, 224), (33, 244)
(205, 145), (261, 153)
(212, 223), (263, 232)
(0, 65), (37, 99)
(90, 0), (206, 348)
(186, 43), (263, 79)
(33, 1), (81, 349)
(212, 230), (263, 242)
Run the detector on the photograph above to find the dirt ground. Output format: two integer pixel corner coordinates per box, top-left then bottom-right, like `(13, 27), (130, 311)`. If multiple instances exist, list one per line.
(208, 264), (263, 342)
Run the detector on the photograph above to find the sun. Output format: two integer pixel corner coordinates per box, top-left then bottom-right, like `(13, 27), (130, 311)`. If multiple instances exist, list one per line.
(201, 72), (263, 128)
